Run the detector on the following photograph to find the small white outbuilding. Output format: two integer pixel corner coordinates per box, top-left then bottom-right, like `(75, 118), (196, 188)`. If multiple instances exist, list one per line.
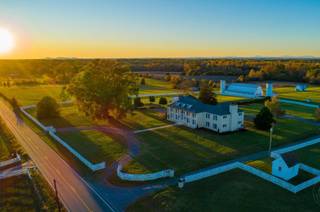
(295, 84), (307, 92)
(272, 153), (299, 181)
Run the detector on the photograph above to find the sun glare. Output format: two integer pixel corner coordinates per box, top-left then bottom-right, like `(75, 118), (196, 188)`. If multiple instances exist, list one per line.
(0, 28), (14, 54)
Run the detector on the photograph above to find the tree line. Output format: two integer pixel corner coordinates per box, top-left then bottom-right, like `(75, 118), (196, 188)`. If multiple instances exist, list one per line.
(1, 58), (319, 84)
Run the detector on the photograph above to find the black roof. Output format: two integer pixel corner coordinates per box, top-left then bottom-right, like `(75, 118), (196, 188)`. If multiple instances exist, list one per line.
(281, 153), (299, 167)
(169, 95), (238, 115)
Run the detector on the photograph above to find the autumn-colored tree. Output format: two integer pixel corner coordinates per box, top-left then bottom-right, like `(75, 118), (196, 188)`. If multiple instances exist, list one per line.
(265, 96), (285, 117)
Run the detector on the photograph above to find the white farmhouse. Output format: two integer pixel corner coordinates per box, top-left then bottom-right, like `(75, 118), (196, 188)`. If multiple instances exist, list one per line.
(272, 153), (299, 180)
(167, 95), (244, 133)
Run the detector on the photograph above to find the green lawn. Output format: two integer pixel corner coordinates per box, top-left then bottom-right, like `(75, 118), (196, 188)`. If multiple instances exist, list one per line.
(128, 168), (320, 212)
(56, 130), (127, 164)
(123, 118), (320, 175)
(275, 86), (320, 103)
(27, 104), (109, 128)
(120, 109), (169, 130)
(216, 95), (247, 102)
(240, 102), (316, 120)
(139, 78), (179, 95)
(0, 85), (63, 106)
(294, 144), (320, 169)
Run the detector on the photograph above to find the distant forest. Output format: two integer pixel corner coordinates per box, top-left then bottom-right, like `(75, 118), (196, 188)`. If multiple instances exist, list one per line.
(0, 58), (320, 84)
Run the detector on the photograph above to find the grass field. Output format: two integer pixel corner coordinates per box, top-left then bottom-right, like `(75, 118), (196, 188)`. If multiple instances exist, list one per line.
(120, 109), (169, 130)
(275, 86), (320, 103)
(27, 104), (109, 128)
(0, 85), (63, 106)
(139, 78), (179, 95)
(123, 117), (320, 175)
(56, 129), (127, 164)
(240, 102), (316, 120)
(294, 143), (320, 169)
(128, 168), (320, 212)
(0, 175), (40, 211)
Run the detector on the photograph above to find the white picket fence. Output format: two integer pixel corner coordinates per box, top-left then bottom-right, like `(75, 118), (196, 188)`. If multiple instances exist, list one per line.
(20, 105), (106, 172)
(0, 154), (21, 168)
(0, 168), (28, 180)
(272, 137), (320, 155)
(279, 99), (320, 108)
(21, 105), (48, 132)
(181, 161), (320, 193)
(117, 164), (174, 181)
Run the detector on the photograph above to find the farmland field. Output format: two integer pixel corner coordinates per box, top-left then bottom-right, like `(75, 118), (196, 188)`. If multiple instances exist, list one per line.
(274, 86), (320, 103)
(0, 85), (63, 106)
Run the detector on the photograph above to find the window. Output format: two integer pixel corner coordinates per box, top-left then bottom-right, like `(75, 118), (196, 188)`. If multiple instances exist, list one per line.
(213, 124), (217, 129)
(187, 118), (189, 123)
(175, 115), (178, 119)
(193, 113), (196, 118)
(223, 124), (227, 128)
(213, 115), (217, 120)
(238, 112), (242, 116)
(278, 166), (282, 171)
(206, 113), (210, 119)
(206, 122), (210, 127)
(192, 120), (195, 125)
(223, 115), (227, 119)
(238, 121), (242, 124)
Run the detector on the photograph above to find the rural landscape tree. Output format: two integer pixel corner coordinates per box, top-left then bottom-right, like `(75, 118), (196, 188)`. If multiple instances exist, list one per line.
(36, 96), (60, 119)
(68, 60), (139, 119)
(159, 97), (168, 105)
(254, 106), (275, 130)
(198, 82), (217, 105)
(265, 96), (285, 117)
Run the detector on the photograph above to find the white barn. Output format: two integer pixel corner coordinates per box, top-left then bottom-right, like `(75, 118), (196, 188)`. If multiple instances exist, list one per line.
(272, 153), (299, 180)
(220, 80), (273, 98)
(167, 95), (244, 133)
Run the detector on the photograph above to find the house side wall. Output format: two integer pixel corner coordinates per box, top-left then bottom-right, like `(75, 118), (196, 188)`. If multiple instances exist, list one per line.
(167, 104), (244, 133)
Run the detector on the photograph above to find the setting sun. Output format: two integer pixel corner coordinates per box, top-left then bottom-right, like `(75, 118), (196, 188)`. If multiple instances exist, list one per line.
(0, 28), (14, 54)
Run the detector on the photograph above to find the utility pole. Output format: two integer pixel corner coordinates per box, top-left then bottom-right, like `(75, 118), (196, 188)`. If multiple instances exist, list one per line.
(268, 123), (275, 155)
(53, 179), (61, 212)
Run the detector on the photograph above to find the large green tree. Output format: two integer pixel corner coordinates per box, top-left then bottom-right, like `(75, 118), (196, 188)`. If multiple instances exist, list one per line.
(254, 106), (275, 130)
(68, 60), (139, 119)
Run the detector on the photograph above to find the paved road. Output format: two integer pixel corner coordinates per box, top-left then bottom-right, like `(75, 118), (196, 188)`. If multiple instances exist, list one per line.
(0, 100), (116, 212)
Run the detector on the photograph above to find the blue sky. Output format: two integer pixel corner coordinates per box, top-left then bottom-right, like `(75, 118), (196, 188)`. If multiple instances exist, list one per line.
(0, 0), (320, 58)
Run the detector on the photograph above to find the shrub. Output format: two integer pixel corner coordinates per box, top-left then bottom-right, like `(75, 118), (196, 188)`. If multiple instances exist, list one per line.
(315, 108), (320, 121)
(140, 78), (146, 85)
(149, 96), (155, 103)
(134, 97), (144, 108)
(159, 97), (168, 105)
(36, 96), (60, 119)
(254, 106), (275, 130)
